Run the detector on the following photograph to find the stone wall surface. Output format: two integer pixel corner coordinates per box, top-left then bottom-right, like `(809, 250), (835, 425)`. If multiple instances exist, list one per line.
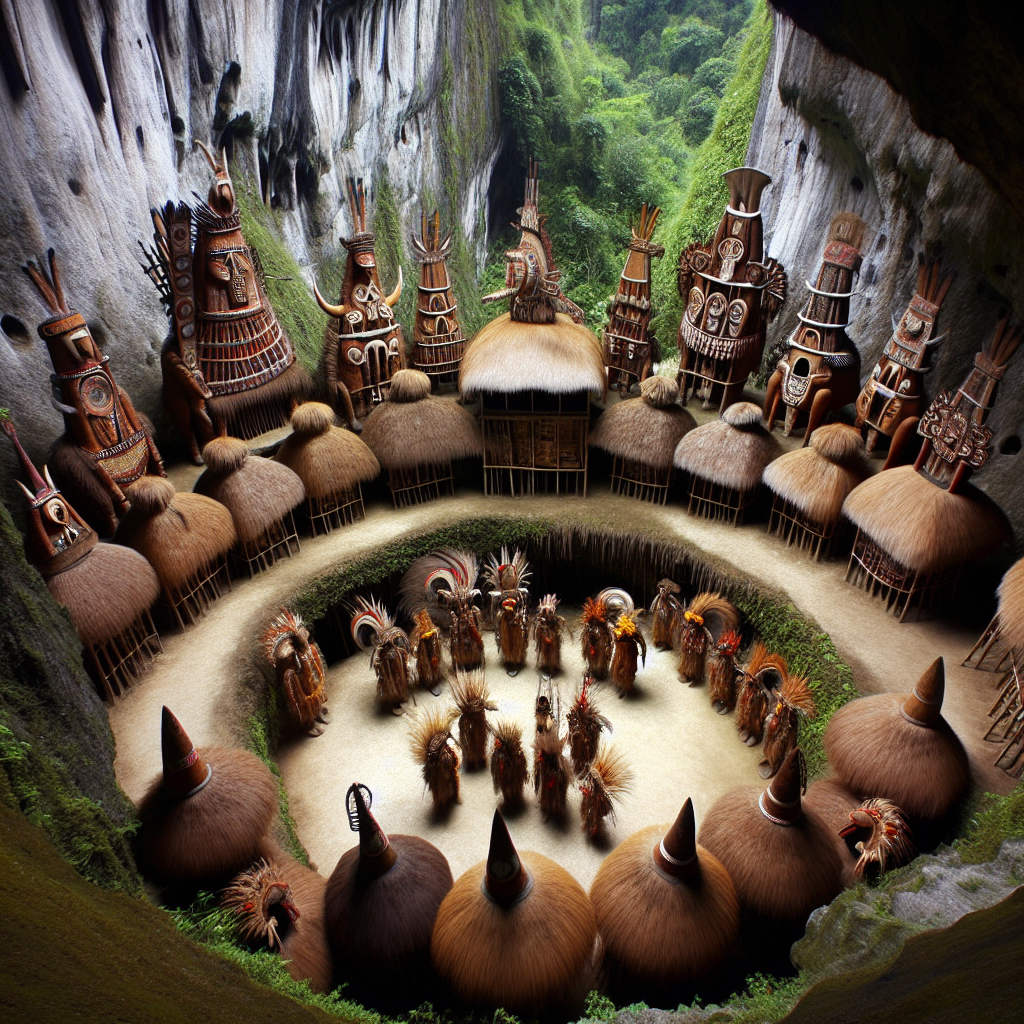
(0, 0), (501, 470)
(749, 14), (1024, 543)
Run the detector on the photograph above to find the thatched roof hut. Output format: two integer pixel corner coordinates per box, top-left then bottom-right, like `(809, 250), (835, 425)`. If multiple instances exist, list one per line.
(325, 785), (452, 1009)
(966, 557), (1024, 670)
(763, 423), (868, 558)
(591, 376), (696, 503)
(361, 369), (482, 506)
(431, 810), (597, 1015)
(460, 313), (605, 398)
(589, 798), (739, 994)
(275, 402), (380, 533)
(194, 436), (305, 573)
(136, 707), (278, 885)
(673, 402), (782, 523)
(823, 657), (971, 822)
(116, 477), (235, 628)
(697, 749), (844, 922)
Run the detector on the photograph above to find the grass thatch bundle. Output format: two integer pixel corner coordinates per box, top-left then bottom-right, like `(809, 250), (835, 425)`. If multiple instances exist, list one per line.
(491, 717), (529, 805)
(361, 370), (482, 470)
(995, 557), (1024, 654)
(410, 704), (461, 809)
(194, 436), (304, 544)
(223, 850), (332, 994)
(47, 541), (159, 647)
(580, 596), (614, 678)
(843, 465), (1010, 572)
(452, 669), (497, 770)
(673, 402), (781, 490)
(275, 402), (380, 499)
(590, 378), (695, 470)
(431, 812), (597, 1014)
(589, 799), (740, 987)
(823, 657), (970, 820)
(326, 788), (453, 1001)
(578, 743), (633, 837)
(697, 750), (844, 921)
(567, 675), (611, 775)
(534, 725), (571, 820)
(803, 777), (861, 886)
(115, 477), (236, 592)
(136, 708), (277, 884)
(459, 312), (605, 397)
(763, 423), (867, 527)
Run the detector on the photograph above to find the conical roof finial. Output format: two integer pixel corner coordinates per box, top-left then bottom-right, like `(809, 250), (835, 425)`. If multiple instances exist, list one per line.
(160, 706), (212, 798)
(759, 748), (803, 825)
(484, 809), (531, 905)
(653, 797), (700, 881)
(902, 657), (945, 726)
(349, 783), (397, 877)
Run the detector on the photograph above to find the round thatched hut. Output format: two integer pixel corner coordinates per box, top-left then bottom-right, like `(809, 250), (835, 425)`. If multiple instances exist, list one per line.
(194, 436), (304, 575)
(823, 657), (971, 822)
(325, 785), (453, 1008)
(589, 798), (739, 994)
(697, 749), (844, 922)
(673, 402), (782, 524)
(763, 423), (868, 559)
(431, 810), (597, 1015)
(965, 557), (1024, 671)
(136, 707), (278, 885)
(360, 369), (482, 506)
(115, 476), (235, 629)
(460, 163), (605, 497)
(3, 417), (162, 701)
(275, 402), (380, 534)
(590, 376), (696, 503)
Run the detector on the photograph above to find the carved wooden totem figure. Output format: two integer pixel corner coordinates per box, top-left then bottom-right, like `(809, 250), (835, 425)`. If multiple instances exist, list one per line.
(142, 143), (308, 457)
(765, 213), (864, 440)
(261, 608), (329, 736)
(676, 167), (786, 411)
(603, 204), (665, 392)
(314, 177), (405, 431)
(411, 210), (464, 388)
(23, 249), (165, 535)
(855, 256), (954, 454)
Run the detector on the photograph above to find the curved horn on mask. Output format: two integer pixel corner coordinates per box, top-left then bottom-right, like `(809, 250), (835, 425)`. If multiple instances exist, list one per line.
(313, 281), (346, 319)
(17, 479), (35, 502)
(195, 140), (221, 173)
(384, 264), (403, 308)
(50, 393), (78, 417)
(43, 465), (57, 490)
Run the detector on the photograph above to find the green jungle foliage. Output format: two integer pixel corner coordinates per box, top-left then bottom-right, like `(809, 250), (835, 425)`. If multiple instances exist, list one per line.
(487, 0), (761, 338)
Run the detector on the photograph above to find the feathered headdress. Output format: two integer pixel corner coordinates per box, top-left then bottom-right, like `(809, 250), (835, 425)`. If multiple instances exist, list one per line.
(399, 548), (481, 619)
(221, 859), (299, 951)
(260, 607), (310, 662)
(483, 546), (531, 595)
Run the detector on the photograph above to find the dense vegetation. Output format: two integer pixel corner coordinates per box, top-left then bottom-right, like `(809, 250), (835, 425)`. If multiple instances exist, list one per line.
(483, 0), (762, 339)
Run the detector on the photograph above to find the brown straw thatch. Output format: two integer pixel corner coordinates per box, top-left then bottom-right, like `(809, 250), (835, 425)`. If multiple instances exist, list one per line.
(823, 658), (970, 820)
(697, 751), (843, 921)
(995, 557), (1024, 655)
(459, 312), (605, 397)
(842, 465), (1010, 572)
(115, 477), (236, 591)
(673, 402), (782, 490)
(589, 799), (739, 988)
(762, 423), (868, 526)
(194, 436), (305, 543)
(590, 379), (696, 470)
(431, 812), (597, 1014)
(325, 790), (453, 998)
(275, 402), (380, 499)
(46, 541), (159, 647)
(361, 370), (483, 470)
(803, 777), (861, 887)
(137, 744), (278, 884)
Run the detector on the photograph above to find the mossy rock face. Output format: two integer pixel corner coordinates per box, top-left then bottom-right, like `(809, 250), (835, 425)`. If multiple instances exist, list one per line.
(0, 499), (140, 893)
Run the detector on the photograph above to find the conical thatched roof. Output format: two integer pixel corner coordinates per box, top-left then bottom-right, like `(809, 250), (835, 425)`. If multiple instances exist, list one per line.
(115, 478), (236, 591)
(194, 437), (305, 543)
(275, 402), (380, 499)
(673, 402), (781, 490)
(47, 542), (160, 647)
(995, 558), (1024, 655)
(762, 423), (868, 526)
(590, 378), (696, 470)
(361, 370), (483, 470)
(843, 464), (1010, 572)
(459, 312), (605, 397)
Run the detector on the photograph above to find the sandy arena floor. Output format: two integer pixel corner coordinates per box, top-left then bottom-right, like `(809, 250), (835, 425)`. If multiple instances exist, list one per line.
(111, 431), (1016, 889)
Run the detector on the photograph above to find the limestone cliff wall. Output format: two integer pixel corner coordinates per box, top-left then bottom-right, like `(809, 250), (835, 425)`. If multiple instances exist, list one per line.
(748, 14), (1024, 542)
(0, 0), (501, 467)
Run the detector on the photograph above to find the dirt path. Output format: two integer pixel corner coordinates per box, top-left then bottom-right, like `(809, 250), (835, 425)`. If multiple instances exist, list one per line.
(109, 482), (1014, 888)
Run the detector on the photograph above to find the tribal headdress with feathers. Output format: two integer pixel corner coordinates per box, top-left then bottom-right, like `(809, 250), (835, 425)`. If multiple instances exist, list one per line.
(351, 596), (411, 707)
(400, 548), (482, 622)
